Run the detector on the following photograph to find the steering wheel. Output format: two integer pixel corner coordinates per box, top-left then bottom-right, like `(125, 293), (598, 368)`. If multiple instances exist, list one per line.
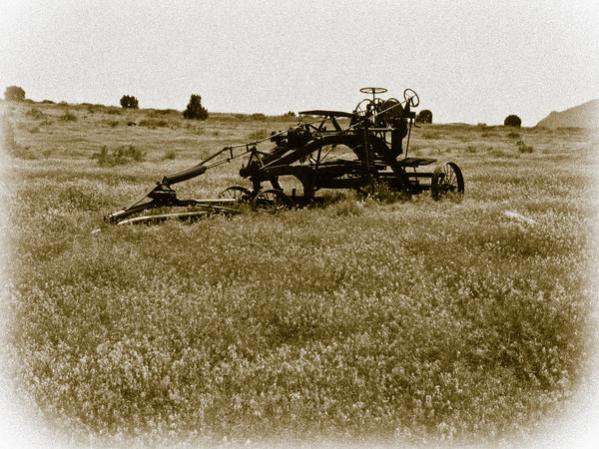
(403, 88), (420, 107)
(360, 87), (388, 95)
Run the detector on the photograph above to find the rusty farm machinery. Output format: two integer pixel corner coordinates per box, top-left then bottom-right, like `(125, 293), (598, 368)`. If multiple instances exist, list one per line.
(106, 87), (464, 225)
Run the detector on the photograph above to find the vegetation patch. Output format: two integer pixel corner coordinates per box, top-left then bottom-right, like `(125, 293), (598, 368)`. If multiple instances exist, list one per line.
(422, 131), (443, 139)
(162, 149), (177, 160)
(26, 108), (46, 120)
(247, 128), (269, 141)
(91, 144), (145, 166)
(60, 110), (77, 121)
(138, 118), (172, 129)
(516, 140), (534, 153)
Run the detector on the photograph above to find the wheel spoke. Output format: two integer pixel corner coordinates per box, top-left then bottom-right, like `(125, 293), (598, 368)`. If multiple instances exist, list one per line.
(252, 189), (292, 211)
(219, 186), (252, 202)
(431, 162), (464, 200)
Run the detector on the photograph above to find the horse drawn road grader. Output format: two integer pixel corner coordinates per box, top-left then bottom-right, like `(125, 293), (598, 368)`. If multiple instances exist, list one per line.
(106, 87), (464, 225)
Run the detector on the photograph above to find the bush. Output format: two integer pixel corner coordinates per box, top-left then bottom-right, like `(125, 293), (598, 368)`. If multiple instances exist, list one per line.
(516, 140), (534, 153)
(148, 108), (178, 116)
(60, 110), (77, 121)
(504, 114), (522, 127)
(360, 180), (405, 203)
(416, 109), (433, 123)
(182, 94), (208, 120)
(26, 108), (46, 120)
(162, 149), (177, 160)
(422, 131), (442, 139)
(91, 145), (145, 166)
(138, 119), (171, 129)
(247, 129), (268, 141)
(120, 95), (139, 109)
(4, 85), (26, 101)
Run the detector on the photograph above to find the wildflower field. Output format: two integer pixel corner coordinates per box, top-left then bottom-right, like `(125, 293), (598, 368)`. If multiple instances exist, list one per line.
(1, 101), (597, 445)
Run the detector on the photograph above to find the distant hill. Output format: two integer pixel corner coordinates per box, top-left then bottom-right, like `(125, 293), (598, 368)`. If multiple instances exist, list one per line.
(536, 99), (599, 128)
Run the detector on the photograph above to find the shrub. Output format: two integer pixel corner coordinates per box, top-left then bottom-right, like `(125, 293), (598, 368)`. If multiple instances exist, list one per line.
(138, 119), (170, 129)
(162, 149), (177, 160)
(120, 95), (139, 109)
(91, 145), (145, 166)
(331, 197), (364, 216)
(60, 110), (77, 121)
(504, 114), (522, 127)
(247, 129), (268, 141)
(4, 85), (26, 101)
(422, 131), (442, 139)
(148, 108), (178, 117)
(26, 108), (46, 120)
(416, 109), (433, 123)
(360, 180), (405, 203)
(182, 94), (208, 120)
(516, 140), (534, 153)
(507, 131), (520, 139)
(481, 131), (498, 138)
(250, 113), (266, 120)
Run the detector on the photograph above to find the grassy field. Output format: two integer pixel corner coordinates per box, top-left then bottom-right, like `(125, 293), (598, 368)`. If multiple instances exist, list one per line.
(1, 100), (597, 445)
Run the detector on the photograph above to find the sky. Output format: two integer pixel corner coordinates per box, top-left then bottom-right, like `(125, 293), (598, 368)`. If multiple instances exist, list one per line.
(2, 0), (598, 126)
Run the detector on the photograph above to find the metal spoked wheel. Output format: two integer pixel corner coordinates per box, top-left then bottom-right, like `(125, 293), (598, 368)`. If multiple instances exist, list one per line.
(431, 162), (464, 201)
(218, 185), (253, 202)
(252, 189), (293, 211)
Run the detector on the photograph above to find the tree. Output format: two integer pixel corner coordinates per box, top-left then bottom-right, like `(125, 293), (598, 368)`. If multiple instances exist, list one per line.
(504, 114), (522, 127)
(120, 95), (139, 109)
(4, 85), (26, 102)
(183, 94), (208, 120)
(417, 109), (433, 124)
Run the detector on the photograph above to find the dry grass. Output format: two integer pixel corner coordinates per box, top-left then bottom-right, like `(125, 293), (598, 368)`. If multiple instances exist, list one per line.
(2, 100), (597, 445)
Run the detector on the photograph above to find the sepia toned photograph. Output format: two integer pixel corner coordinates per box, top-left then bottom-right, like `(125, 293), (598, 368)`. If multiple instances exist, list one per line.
(1, 1), (598, 448)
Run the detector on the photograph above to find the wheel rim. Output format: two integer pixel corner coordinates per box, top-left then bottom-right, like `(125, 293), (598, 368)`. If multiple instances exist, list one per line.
(252, 189), (292, 211)
(431, 162), (464, 200)
(218, 186), (252, 202)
